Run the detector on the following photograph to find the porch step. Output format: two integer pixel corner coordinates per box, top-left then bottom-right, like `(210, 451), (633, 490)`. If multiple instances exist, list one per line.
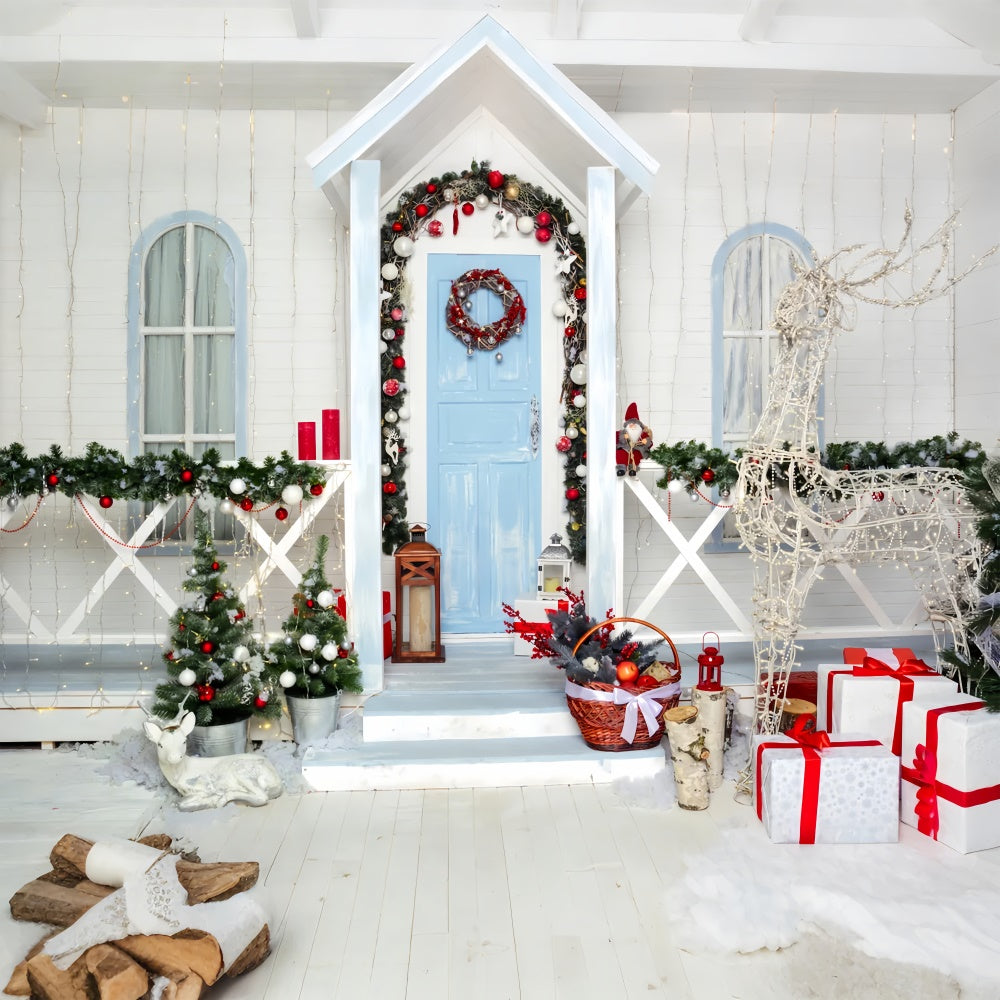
(300, 734), (667, 791)
(362, 688), (578, 741)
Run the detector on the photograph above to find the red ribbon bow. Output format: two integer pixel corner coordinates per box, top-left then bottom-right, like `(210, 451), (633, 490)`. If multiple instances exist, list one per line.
(908, 743), (940, 837)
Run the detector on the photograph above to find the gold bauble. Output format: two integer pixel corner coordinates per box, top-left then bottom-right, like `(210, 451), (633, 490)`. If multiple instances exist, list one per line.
(570, 522), (581, 531)
(504, 182), (521, 200)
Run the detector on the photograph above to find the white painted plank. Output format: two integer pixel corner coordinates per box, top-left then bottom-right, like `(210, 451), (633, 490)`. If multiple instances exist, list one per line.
(446, 787), (478, 998)
(411, 788), (450, 935)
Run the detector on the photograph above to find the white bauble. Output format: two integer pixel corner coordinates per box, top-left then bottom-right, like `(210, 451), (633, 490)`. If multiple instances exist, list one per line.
(552, 300), (568, 318)
(442, 187), (455, 201)
(177, 667), (197, 686)
(397, 405), (410, 420)
(382, 327), (396, 341)
(384, 409), (398, 423)
(515, 216), (535, 235)
(565, 425), (579, 439)
(569, 363), (587, 385)
(321, 642), (338, 661)
(668, 479), (686, 494)
(317, 589), (335, 609)
(574, 394), (587, 408)
(233, 645), (251, 663)
(308, 663), (321, 675)
(380, 342), (389, 354)
(380, 464), (391, 477)
(299, 633), (318, 652)
(381, 262), (399, 281)
(219, 498), (235, 515)
(475, 193), (490, 209)
(575, 464), (587, 477)
(567, 221), (580, 235)
(278, 670), (296, 688)
(281, 484), (303, 505)
(393, 236), (415, 258)
(228, 478), (246, 495)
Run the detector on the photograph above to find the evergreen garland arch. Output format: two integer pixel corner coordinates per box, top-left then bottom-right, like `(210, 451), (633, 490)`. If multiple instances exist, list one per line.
(377, 161), (589, 562)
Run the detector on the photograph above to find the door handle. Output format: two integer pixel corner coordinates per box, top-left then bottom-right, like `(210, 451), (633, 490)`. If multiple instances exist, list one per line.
(530, 395), (540, 458)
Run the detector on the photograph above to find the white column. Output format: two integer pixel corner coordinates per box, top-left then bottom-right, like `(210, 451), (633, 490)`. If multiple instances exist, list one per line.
(346, 159), (384, 693)
(586, 166), (618, 618)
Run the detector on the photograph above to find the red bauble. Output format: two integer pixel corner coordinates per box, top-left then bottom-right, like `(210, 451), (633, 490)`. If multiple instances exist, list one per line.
(180, 469), (194, 484)
(873, 490), (885, 502)
(309, 484), (323, 496)
(165, 651), (174, 661)
(392, 356), (406, 370)
(555, 436), (572, 453)
(391, 221), (403, 233)
(395, 327), (405, 338)
(535, 228), (552, 244)
(240, 497), (254, 511)
(234, 609), (245, 620)
(426, 182), (438, 194)
(565, 487), (580, 501)
(701, 469), (715, 484)
(383, 482), (398, 495)
(414, 203), (429, 218)
(254, 695), (268, 709)
(200, 640), (215, 655)
(487, 170), (504, 189)
(574, 286), (587, 301)
(275, 506), (289, 521)
(99, 496), (113, 509)
(306, 599), (314, 608)
(461, 202), (475, 216)
(197, 684), (215, 702)
(211, 561), (220, 570)
(382, 378), (401, 397)
(178, 623), (186, 631)
(212, 591), (224, 601)
(46, 473), (59, 487)
(426, 219), (444, 237)
(337, 648), (349, 659)
(536, 210), (552, 227)
(564, 325), (576, 338)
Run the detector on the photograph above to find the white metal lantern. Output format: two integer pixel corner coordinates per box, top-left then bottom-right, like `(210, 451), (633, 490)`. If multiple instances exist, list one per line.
(537, 533), (572, 597)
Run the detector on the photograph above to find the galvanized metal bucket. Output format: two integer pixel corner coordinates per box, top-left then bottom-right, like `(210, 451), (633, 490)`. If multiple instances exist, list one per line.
(188, 716), (250, 757)
(286, 692), (341, 746)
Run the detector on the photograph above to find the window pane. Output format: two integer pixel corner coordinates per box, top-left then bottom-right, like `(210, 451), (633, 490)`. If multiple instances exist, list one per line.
(192, 227), (235, 327)
(723, 336), (763, 440)
(194, 335), (235, 434)
(723, 237), (762, 330)
(143, 228), (185, 327)
(143, 335), (184, 434)
(767, 238), (800, 322)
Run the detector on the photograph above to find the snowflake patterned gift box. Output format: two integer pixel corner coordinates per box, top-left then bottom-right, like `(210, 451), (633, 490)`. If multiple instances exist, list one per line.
(900, 693), (1000, 854)
(752, 724), (900, 844)
(817, 650), (956, 755)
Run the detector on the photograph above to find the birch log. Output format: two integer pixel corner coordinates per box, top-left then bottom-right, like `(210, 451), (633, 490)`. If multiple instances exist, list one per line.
(691, 686), (727, 790)
(663, 705), (710, 810)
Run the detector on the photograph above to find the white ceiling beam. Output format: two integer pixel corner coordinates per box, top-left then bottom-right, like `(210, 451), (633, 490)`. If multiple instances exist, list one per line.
(289, 0), (319, 39)
(552, 0), (582, 40)
(921, 0), (1000, 65)
(0, 64), (48, 128)
(739, 0), (783, 42)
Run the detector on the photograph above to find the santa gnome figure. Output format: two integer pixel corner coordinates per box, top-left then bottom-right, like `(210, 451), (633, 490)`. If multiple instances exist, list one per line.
(615, 402), (653, 476)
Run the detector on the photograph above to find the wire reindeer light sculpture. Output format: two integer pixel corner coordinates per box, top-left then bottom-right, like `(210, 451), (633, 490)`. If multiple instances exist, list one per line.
(733, 209), (995, 754)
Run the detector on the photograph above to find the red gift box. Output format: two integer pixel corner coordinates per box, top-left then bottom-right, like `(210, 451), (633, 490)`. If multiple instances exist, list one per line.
(785, 670), (818, 703)
(843, 646), (917, 666)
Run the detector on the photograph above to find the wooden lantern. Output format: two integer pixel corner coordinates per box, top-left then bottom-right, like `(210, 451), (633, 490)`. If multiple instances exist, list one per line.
(536, 532), (572, 597)
(393, 524), (445, 663)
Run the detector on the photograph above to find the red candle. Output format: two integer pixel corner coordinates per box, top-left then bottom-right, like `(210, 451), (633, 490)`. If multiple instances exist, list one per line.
(297, 421), (317, 461)
(322, 409), (340, 460)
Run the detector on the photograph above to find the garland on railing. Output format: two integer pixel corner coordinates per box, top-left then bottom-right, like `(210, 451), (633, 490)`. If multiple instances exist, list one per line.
(0, 442), (326, 511)
(650, 433), (985, 498)
(378, 160), (589, 560)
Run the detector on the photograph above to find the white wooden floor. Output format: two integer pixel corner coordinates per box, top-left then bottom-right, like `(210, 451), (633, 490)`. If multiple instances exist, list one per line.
(1, 746), (997, 1000)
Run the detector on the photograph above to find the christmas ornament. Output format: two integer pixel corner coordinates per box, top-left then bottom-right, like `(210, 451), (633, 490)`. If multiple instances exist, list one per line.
(6, 496), (17, 509)
(310, 484), (323, 496)
(254, 695), (268, 709)
(381, 262), (399, 281)
(384, 409), (398, 424)
(229, 478), (246, 495)
(574, 286), (587, 301)
(219, 498), (235, 514)
(701, 469), (715, 484)
(180, 469), (194, 485)
(426, 220), (444, 237)
(383, 378), (401, 397)
(426, 182), (437, 194)
(200, 640), (215, 655)
(393, 236), (415, 257)
(197, 684), (215, 702)
(46, 472), (60, 487)
(567, 221), (580, 235)
(234, 609), (246, 621)
(321, 642), (338, 661)
(382, 328), (395, 341)
(317, 589), (335, 608)
(569, 363), (587, 385)
(535, 227), (552, 244)
(555, 436), (572, 453)
(504, 181), (521, 199)
(474, 193), (490, 209)
(99, 496), (113, 509)
(177, 667), (197, 686)
(574, 394), (587, 408)
(275, 507), (289, 521)
(576, 464), (587, 477)
(391, 221), (403, 233)
(299, 633), (318, 651)
(565, 425), (579, 439)
(240, 497), (254, 511)
(381, 464), (391, 477)
(307, 663), (321, 675)
(211, 561), (220, 570)
(383, 482), (398, 494)
(278, 670), (296, 688)
(487, 170), (504, 189)
(564, 325), (576, 338)
(391, 306), (404, 321)
(515, 216), (534, 235)
(446, 268), (526, 355)
(392, 356), (406, 369)
(398, 405), (410, 420)
(873, 490), (885, 501)
(461, 202), (475, 216)
(536, 210), (552, 227)
(233, 645), (250, 662)
(565, 488), (580, 500)
(414, 204), (429, 218)
(552, 300), (568, 317)
(281, 484), (304, 505)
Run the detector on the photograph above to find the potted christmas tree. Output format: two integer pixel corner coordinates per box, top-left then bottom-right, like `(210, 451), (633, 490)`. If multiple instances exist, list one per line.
(153, 511), (278, 755)
(264, 534), (363, 745)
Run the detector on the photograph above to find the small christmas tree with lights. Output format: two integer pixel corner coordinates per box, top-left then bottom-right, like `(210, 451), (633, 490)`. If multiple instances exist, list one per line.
(264, 535), (363, 699)
(153, 511), (278, 725)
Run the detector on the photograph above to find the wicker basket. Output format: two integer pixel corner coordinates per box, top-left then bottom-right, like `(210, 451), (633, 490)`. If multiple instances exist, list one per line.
(564, 617), (682, 751)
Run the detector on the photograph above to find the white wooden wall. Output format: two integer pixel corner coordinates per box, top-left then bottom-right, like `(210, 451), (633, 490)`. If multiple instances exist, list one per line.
(0, 104), (991, 643)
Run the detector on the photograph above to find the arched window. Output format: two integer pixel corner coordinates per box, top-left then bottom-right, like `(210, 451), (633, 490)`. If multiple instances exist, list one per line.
(127, 212), (247, 541)
(711, 223), (814, 547)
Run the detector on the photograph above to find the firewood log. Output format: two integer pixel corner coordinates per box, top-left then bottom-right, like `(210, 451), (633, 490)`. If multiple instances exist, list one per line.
(24, 951), (95, 1000)
(3, 932), (55, 995)
(160, 972), (205, 999)
(83, 943), (149, 1000)
(114, 929), (224, 986)
(691, 685), (728, 790)
(9, 878), (115, 927)
(225, 924), (271, 977)
(664, 705), (711, 810)
(49, 834), (258, 902)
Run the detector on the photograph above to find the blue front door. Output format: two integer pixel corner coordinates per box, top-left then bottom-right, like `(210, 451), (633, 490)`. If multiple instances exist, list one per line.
(427, 254), (541, 633)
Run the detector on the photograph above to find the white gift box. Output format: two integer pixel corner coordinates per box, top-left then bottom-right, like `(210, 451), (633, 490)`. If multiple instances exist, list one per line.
(511, 598), (568, 656)
(752, 731), (900, 844)
(900, 693), (1000, 854)
(817, 659), (956, 755)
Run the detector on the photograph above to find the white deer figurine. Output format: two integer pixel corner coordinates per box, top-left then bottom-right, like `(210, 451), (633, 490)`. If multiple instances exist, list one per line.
(143, 710), (283, 811)
(734, 209), (994, 743)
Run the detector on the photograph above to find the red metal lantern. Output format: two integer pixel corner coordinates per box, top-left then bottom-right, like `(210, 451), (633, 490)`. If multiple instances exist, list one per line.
(696, 631), (724, 691)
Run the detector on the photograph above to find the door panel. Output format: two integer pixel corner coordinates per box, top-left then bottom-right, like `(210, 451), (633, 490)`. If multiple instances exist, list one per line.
(427, 254), (541, 633)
